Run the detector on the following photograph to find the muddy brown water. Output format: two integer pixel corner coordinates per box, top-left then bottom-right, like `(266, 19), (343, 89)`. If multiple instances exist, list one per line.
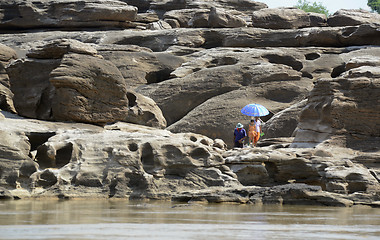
(0, 199), (379, 240)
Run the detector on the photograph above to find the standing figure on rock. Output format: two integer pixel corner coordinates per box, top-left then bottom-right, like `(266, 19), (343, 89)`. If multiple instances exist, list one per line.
(234, 123), (246, 148)
(248, 117), (263, 147)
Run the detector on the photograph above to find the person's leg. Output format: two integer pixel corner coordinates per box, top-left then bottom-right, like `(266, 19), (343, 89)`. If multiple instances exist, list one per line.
(253, 132), (260, 146)
(248, 132), (254, 145)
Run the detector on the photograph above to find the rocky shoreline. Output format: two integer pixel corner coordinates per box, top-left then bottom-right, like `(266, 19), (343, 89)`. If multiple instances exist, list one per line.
(0, 0), (379, 207)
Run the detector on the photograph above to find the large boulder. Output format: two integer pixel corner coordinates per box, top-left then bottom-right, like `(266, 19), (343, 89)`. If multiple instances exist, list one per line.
(7, 39), (167, 128)
(208, 7), (246, 28)
(251, 7), (311, 29)
(328, 9), (380, 27)
(0, 0), (137, 30)
(49, 53), (166, 128)
(292, 57), (380, 148)
(163, 9), (209, 28)
(0, 43), (17, 113)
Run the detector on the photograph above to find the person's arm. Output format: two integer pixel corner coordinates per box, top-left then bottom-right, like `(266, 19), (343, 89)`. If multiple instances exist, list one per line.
(240, 129), (247, 142)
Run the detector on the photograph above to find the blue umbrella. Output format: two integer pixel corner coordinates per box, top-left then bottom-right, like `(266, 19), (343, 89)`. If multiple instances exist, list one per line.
(241, 103), (269, 117)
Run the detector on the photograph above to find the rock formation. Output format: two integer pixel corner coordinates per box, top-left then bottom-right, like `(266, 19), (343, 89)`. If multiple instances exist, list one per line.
(0, 0), (379, 207)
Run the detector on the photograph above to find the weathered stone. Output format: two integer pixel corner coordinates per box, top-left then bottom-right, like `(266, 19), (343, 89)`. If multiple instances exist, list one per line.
(50, 53), (166, 128)
(8, 39), (167, 128)
(27, 38), (98, 59)
(308, 12), (328, 27)
(263, 100), (308, 139)
(328, 9), (380, 27)
(0, 43), (17, 113)
(97, 46), (184, 87)
(208, 7), (246, 28)
(292, 63), (380, 148)
(7, 58), (61, 120)
(0, 0), (138, 29)
(135, 12), (160, 23)
(148, 20), (172, 30)
(252, 7), (311, 29)
(164, 9), (208, 28)
(0, 187), (13, 200)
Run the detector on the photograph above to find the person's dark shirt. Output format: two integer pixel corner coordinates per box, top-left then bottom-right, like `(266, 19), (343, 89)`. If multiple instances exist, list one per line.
(234, 128), (247, 143)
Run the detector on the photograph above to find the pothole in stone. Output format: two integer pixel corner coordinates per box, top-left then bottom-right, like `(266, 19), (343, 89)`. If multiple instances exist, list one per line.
(331, 64), (346, 78)
(305, 52), (321, 60)
(26, 132), (56, 151)
(262, 54), (303, 71)
(36, 142), (73, 169)
(302, 71), (313, 79)
(145, 69), (173, 84)
(207, 56), (238, 68)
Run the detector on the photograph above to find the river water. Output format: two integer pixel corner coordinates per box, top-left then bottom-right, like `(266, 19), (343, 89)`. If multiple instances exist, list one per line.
(0, 199), (379, 240)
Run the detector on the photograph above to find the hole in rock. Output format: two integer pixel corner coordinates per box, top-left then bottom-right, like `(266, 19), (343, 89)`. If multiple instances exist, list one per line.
(302, 71), (313, 79)
(162, 145), (183, 160)
(127, 92), (137, 107)
(55, 143), (73, 168)
(210, 56), (238, 66)
(128, 142), (138, 152)
(190, 136), (197, 142)
(190, 147), (210, 160)
(331, 64), (346, 78)
(264, 162), (278, 182)
(26, 132), (56, 151)
(36, 142), (72, 169)
(140, 143), (155, 173)
(263, 54), (303, 71)
(305, 53), (321, 60)
(145, 69), (173, 84)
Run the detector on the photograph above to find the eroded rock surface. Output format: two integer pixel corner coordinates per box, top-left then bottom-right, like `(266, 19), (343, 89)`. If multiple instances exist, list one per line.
(7, 39), (166, 128)
(0, 0), (137, 29)
(0, 1), (379, 207)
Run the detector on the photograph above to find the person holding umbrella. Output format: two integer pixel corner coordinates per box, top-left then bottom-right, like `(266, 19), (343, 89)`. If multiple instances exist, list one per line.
(248, 117), (263, 147)
(241, 103), (269, 147)
(233, 123), (246, 148)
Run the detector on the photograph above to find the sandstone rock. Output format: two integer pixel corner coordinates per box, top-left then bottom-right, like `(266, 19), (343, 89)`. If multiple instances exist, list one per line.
(50, 53), (166, 128)
(164, 9), (209, 28)
(135, 12), (160, 23)
(223, 147), (379, 201)
(8, 39), (167, 128)
(27, 39), (98, 59)
(0, 0), (138, 29)
(328, 9), (380, 27)
(188, 11), (210, 28)
(1, 25), (379, 54)
(97, 45), (184, 87)
(262, 100), (308, 139)
(252, 7), (310, 29)
(32, 122), (235, 198)
(148, 20), (172, 30)
(138, 0), (267, 19)
(308, 12), (328, 27)
(345, 56), (380, 71)
(208, 7), (246, 28)
(7, 58), (60, 120)
(0, 43), (17, 113)
(0, 187), (13, 200)
(292, 64), (380, 148)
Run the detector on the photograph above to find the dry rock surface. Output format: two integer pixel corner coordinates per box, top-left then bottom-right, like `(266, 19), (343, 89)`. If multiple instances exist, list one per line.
(0, 0), (379, 207)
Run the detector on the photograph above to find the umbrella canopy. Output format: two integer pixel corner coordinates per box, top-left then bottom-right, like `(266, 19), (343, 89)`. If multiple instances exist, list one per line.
(241, 103), (269, 117)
